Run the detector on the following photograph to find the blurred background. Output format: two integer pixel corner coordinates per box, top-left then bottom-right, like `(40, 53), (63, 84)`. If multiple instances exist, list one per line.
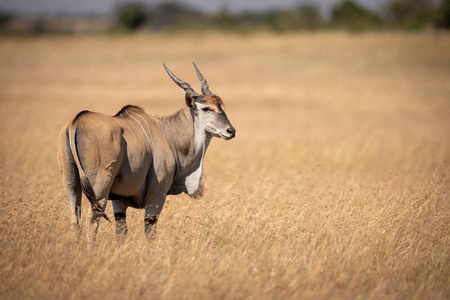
(0, 0), (449, 34)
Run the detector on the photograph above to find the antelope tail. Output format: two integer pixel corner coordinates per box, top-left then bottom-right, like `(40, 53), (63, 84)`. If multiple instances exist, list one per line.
(68, 127), (110, 222)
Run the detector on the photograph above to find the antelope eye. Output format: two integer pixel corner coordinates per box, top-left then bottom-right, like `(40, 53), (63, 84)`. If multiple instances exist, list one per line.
(202, 107), (212, 112)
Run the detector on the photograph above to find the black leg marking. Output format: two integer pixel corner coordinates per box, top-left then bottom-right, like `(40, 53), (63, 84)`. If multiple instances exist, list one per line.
(144, 215), (158, 225)
(144, 215), (159, 238)
(115, 212), (126, 221)
(115, 212), (128, 241)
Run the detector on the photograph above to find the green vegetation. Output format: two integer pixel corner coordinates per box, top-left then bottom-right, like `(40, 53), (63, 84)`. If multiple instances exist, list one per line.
(331, 1), (381, 31)
(115, 2), (148, 32)
(1, 0), (450, 34)
(112, 0), (449, 33)
(385, 0), (437, 30)
(436, 0), (450, 29)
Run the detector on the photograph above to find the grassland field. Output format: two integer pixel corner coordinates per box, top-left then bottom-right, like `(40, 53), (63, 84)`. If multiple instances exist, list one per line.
(0, 31), (449, 299)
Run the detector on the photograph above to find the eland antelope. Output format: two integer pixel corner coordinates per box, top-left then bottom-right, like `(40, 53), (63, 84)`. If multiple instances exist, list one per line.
(57, 63), (236, 240)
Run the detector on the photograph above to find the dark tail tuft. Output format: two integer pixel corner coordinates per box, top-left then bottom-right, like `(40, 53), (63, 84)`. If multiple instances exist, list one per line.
(80, 177), (110, 222)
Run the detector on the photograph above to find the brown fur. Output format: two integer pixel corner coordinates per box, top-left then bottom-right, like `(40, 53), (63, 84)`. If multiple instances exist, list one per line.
(203, 95), (225, 112)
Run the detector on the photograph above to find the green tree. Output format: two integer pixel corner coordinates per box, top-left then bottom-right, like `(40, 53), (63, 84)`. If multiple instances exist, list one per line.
(435, 0), (450, 29)
(332, 1), (381, 31)
(386, 0), (435, 30)
(115, 2), (148, 31)
(0, 11), (13, 29)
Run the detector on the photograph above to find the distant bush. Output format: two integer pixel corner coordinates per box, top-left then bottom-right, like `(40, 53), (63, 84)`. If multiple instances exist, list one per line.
(385, 0), (436, 30)
(149, 2), (201, 31)
(265, 5), (322, 32)
(115, 2), (148, 31)
(297, 5), (322, 30)
(331, 1), (381, 31)
(210, 12), (240, 31)
(435, 0), (450, 29)
(0, 11), (14, 28)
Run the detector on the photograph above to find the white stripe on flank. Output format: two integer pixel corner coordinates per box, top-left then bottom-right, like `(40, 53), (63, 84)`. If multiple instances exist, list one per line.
(126, 110), (151, 148)
(119, 114), (141, 150)
(129, 110), (153, 146)
(121, 113), (146, 151)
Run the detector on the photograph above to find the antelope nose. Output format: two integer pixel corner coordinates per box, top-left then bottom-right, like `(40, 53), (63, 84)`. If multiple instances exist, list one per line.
(227, 127), (236, 138)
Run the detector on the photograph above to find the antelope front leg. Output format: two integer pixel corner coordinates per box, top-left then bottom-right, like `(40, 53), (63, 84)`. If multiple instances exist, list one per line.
(144, 196), (166, 239)
(144, 214), (159, 238)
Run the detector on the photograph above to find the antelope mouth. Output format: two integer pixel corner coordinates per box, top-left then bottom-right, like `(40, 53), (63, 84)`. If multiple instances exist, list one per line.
(218, 131), (235, 140)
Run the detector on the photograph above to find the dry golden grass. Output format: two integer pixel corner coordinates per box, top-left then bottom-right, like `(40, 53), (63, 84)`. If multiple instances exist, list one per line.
(0, 32), (449, 299)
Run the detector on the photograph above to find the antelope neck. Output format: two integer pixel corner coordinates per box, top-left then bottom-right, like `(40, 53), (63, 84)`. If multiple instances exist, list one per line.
(158, 107), (211, 180)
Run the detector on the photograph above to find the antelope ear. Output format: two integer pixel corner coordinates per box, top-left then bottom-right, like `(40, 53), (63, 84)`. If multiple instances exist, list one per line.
(185, 93), (197, 111)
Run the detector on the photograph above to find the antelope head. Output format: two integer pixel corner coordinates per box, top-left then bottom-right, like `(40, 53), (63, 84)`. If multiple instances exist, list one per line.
(164, 63), (236, 140)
